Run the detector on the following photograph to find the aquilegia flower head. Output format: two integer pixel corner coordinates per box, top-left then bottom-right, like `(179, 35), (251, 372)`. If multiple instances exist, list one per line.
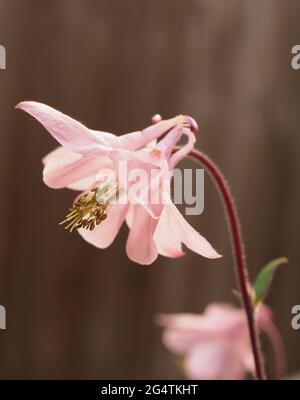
(16, 101), (221, 264)
(157, 303), (282, 380)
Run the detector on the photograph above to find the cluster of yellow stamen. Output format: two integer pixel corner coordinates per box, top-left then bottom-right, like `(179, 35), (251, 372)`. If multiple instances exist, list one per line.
(59, 188), (108, 232)
(60, 180), (120, 232)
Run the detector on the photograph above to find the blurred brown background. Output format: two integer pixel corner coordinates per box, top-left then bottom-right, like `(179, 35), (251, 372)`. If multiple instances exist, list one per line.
(0, 0), (299, 379)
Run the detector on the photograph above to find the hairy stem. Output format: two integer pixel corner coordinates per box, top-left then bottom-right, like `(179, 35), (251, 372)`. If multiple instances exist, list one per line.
(178, 147), (266, 380)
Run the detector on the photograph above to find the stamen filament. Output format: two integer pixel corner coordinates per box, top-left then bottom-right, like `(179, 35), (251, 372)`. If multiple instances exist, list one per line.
(59, 184), (118, 233)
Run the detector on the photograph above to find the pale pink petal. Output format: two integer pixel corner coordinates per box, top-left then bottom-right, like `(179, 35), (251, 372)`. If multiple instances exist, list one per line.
(43, 147), (113, 189)
(219, 328), (254, 379)
(129, 153), (172, 201)
(116, 157), (164, 219)
(157, 313), (205, 330)
(151, 114), (162, 124)
(118, 115), (190, 151)
(157, 309), (240, 337)
(223, 352), (249, 380)
(168, 127), (196, 169)
(153, 206), (185, 258)
(67, 176), (97, 191)
(89, 129), (120, 147)
(161, 328), (203, 355)
(157, 313), (210, 353)
(156, 125), (183, 159)
(167, 202), (222, 259)
(150, 114), (198, 132)
(185, 339), (246, 380)
(42, 146), (66, 166)
(16, 101), (115, 153)
(125, 206), (134, 229)
(203, 303), (245, 329)
(205, 306), (254, 374)
(184, 340), (231, 380)
(186, 116), (198, 133)
(78, 203), (129, 248)
(126, 205), (160, 265)
(144, 139), (157, 149)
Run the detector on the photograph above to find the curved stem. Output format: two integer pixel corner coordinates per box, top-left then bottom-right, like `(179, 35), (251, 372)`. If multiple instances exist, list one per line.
(177, 147), (266, 380)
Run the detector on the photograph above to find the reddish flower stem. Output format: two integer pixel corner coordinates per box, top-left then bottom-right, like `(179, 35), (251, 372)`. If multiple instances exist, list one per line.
(176, 147), (266, 380)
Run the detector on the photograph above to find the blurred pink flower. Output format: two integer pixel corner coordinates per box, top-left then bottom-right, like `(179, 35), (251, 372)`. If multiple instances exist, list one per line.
(157, 303), (282, 380)
(16, 101), (221, 264)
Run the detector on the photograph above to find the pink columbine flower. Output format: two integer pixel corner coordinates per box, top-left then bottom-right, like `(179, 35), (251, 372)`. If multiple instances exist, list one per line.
(16, 101), (221, 264)
(157, 303), (284, 380)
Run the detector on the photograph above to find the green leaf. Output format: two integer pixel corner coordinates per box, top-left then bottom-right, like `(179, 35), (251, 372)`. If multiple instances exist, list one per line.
(253, 257), (288, 306)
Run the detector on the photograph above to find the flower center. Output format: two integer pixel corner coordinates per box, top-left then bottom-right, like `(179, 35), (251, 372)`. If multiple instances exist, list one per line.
(60, 181), (119, 232)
